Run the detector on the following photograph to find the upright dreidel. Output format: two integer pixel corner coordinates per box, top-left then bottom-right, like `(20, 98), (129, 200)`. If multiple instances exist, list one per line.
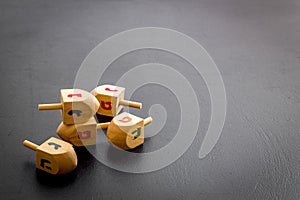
(91, 85), (142, 117)
(107, 112), (152, 150)
(38, 89), (100, 125)
(56, 112), (152, 150)
(56, 117), (110, 147)
(23, 137), (77, 175)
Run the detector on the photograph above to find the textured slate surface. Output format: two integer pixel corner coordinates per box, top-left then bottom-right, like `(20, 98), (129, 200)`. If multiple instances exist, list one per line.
(0, 0), (299, 199)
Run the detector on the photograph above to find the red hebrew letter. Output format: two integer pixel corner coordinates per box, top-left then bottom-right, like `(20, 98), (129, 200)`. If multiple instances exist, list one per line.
(100, 101), (112, 110)
(78, 131), (91, 139)
(67, 94), (82, 98)
(105, 88), (118, 92)
(118, 116), (132, 123)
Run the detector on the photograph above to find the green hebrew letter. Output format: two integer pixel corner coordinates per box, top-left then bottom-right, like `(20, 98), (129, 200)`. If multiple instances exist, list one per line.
(131, 127), (141, 140)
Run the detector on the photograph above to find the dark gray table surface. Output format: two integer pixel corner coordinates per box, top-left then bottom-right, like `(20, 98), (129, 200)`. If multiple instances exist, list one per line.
(1, 0), (300, 199)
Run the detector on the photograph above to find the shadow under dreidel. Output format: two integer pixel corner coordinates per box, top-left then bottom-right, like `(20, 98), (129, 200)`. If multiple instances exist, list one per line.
(127, 143), (144, 153)
(95, 113), (113, 124)
(35, 168), (77, 187)
(74, 146), (97, 172)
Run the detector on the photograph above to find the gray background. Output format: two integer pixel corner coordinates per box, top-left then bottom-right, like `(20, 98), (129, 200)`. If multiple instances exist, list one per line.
(1, 0), (300, 199)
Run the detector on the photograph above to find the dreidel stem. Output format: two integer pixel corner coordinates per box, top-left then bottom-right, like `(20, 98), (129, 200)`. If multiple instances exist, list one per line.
(144, 117), (153, 126)
(23, 140), (38, 151)
(38, 103), (63, 110)
(119, 100), (142, 109)
(96, 122), (110, 129)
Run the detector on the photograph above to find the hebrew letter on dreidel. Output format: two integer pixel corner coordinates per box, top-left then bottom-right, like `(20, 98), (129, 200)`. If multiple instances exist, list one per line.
(78, 131), (91, 140)
(118, 116), (132, 123)
(131, 127), (141, 140)
(40, 159), (52, 170)
(100, 101), (112, 110)
(48, 142), (61, 150)
(67, 93), (82, 98)
(68, 110), (82, 117)
(105, 88), (118, 92)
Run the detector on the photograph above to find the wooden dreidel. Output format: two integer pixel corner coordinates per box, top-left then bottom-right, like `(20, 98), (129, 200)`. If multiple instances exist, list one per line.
(23, 137), (77, 175)
(106, 112), (152, 150)
(38, 89), (100, 125)
(56, 117), (110, 147)
(91, 85), (142, 117)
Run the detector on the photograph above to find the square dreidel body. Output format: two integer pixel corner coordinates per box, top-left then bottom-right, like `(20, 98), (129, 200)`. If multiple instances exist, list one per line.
(107, 112), (145, 150)
(91, 85), (125, 117)
(56, 117), (98, 146)
(35, 137), (77, 175)
(60, 89), (99, 124)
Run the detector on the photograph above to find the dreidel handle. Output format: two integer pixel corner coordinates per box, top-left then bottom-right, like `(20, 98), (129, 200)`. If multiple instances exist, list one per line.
(96, 122), (110, 129)
(144, 117), (153, 126)
(23, 140), (38, 151)
(119, 100), (142, 109)
(38, 103), (63, 110)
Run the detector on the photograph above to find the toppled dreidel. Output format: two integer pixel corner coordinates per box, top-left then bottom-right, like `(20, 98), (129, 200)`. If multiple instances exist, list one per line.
(107, 112), (152, 150)
(38, 89), (100, 125)
(56, 112), (152, 150)
(23, 137), (77, 175)
(91, 85), (142, 117)
(56, 117), (110, 147)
